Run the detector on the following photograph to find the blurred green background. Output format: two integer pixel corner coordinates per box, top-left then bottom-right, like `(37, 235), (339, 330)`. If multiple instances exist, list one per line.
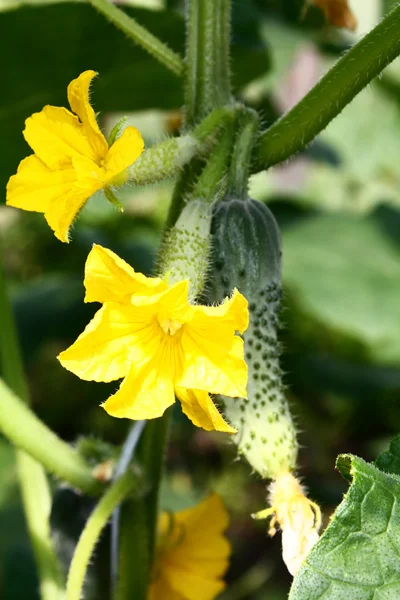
(1, 0), (400, 598)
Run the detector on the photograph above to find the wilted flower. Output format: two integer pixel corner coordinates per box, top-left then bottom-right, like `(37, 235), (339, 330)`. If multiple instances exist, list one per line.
(253, 471), (321, 575)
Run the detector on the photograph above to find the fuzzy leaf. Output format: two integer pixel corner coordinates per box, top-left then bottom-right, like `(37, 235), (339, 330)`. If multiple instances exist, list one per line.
(290, 454), (400, 599)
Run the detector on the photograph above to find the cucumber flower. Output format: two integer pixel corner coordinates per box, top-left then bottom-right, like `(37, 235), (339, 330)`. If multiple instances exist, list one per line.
(58, 244), (248, 433)
(149, 494), (230, 600)
(6, 70), (144, 243)
(253, 471), (321, 576)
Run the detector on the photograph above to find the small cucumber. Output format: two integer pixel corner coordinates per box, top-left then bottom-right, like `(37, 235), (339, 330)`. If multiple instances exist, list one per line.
(209, 196), (298, 479)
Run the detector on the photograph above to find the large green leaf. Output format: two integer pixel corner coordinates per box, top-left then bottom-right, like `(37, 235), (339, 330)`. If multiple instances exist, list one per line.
(282, 213), (400, 364)
(1, 2), (269, 192)
(290, 454), (400, 599)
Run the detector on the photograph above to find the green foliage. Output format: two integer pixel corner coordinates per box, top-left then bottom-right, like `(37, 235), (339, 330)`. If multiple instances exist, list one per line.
(290, 453), (400, 599)
(0, 1), (268, 192)
(282, 213), (400, 364)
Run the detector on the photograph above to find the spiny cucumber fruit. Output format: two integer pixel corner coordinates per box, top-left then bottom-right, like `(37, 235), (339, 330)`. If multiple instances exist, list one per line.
(208, 196), (298, 480)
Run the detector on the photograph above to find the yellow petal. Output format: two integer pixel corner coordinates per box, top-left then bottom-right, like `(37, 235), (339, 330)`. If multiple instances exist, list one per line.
(164, 569), (226, 600)
(180, 330), (247, 398)
(58, 302), (159, 381)
(177, 388), (236, 433)
(67, 70), (108, 161)
(84, 244), (167, 304)
(192, 289), (249, 334)
(102, 356), (175, 420)
(161, 494), (230, 597)
(153, 279), (192, 324)
(6, 155), (76, 213)
(148, 575), (185, 600)
(105, 125), (144, 182)
(23, 105), (97, 169)
(44, 182), (97, 243)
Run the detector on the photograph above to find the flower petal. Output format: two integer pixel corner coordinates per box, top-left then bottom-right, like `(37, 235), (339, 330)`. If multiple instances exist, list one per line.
(192, 289), (249, 334)
(84, 244), (167, 304)
(164, 569), (225, 600)
(58, 301), (160, 381)
(6, 155), (76, 213)
(23, 105), (97, 169)
(148, 575), (184, 600)
(102, 356), (175, 420)
(162, 495), (230, 597)
(153, 279), (192, 323)
(177, 388), (236, 433)
(105, 126), (144, 181)
(67, 70), (108, 161)
(180, 331), (247, 398)
(43, 181), (97, 243)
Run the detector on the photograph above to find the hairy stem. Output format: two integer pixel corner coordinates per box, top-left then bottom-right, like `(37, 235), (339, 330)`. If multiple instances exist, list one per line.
(184, 0), (232, 125)
(229, 107), (259, 197)
(66, 471), (142, 600)
(256, 2), (400, 170)
(193, 118), (235, 201)
(87, 0), (183, 76)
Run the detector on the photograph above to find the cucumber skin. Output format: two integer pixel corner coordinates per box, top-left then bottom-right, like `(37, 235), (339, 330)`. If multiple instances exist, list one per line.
(209, 197), (298, 479)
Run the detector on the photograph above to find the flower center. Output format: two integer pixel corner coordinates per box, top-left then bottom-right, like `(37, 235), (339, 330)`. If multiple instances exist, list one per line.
(158, 318), (183, 336)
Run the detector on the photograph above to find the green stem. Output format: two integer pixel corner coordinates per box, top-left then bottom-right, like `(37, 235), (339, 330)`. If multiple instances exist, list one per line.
(138, 413), (171, 570)
(114, 415), (170, 599)
(193, 118), (235, 201)
(115, 498), (149, 600)
(197, 0), (216, 117)
(184, 0), (231, 125)
(229, 107), (259, 197)
(255, 2), (400, 170)
(66, 471), (141, 600)
(87, 0), (183, 76)
(17, 452), (64, 600)
(184, 0), (200, 125)
(165, 106), (236, 228)
(0, 378), (103, 496)
(215, 0), (232, 107)
(0, 253), (64, 600)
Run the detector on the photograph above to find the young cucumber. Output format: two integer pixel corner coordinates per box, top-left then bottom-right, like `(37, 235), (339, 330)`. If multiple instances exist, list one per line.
(209, 196), (298, 480)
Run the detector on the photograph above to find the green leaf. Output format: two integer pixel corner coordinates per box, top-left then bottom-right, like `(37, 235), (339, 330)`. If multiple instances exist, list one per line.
(290, 454), (400, 600)
(282, 213), (400, 364)
(1, 2), (268, 193)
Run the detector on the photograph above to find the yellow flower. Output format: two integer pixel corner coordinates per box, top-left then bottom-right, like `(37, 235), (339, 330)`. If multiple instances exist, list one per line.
(149, 494), (230, 600)
(6, 70), (144, 243)
(58, 244), (248, 432)
(253, 471), (321, 576)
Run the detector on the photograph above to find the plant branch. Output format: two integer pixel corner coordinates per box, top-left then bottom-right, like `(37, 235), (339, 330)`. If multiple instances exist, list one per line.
(184, 0), (232, 125)
(193, 118), (235, 201)
(87, 0), (183, 76)
(137, 414), (171, 572)
(0, 379), (103, 496)
(66, 470), (142, 600)
(255, 2), (400, 171)
(111, 421), (146, 593)
(229, 107), (259, 197)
